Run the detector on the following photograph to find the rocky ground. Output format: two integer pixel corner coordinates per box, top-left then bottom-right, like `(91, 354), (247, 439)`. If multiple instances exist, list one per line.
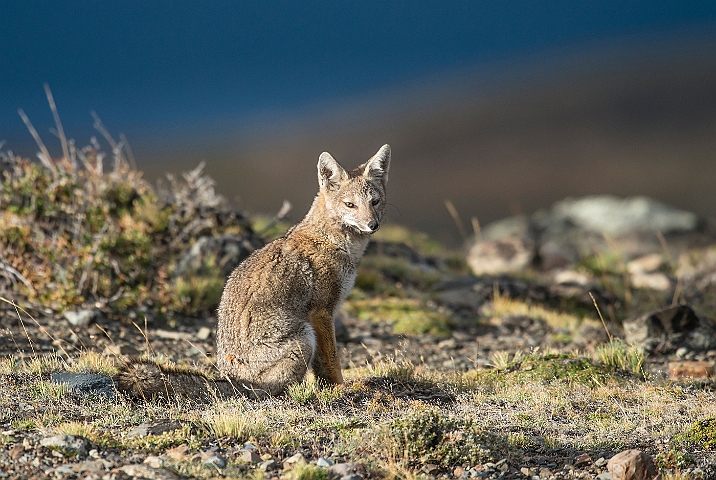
(3, 174), (716, 479)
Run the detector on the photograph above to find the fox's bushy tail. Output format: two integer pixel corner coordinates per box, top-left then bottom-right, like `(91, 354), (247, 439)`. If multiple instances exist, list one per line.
(113, 359), (265, 401)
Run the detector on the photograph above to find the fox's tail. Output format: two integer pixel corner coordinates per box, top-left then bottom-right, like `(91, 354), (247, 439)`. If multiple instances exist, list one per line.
(113, 359), (266, 401)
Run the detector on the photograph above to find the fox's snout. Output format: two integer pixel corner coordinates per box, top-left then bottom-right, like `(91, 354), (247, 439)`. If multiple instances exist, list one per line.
(368, 220), (379, 232)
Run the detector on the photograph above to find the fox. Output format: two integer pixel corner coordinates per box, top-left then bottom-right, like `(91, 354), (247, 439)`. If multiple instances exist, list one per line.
(116, 144), (391, 400)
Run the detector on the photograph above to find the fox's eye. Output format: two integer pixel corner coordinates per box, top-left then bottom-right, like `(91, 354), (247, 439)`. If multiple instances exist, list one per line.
(344, 201), (356, 209)
(371, 198), (380, 206)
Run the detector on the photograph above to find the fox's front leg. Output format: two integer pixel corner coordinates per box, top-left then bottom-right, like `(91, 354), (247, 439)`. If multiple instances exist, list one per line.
(308, 309), (343, 384)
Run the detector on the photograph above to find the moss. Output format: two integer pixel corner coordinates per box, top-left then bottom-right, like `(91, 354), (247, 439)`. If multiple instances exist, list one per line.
(347, 298), (452, 337)
(472, 352), (631, 389)
(384, 409), (512, 468)
(673, 417), (716, 451)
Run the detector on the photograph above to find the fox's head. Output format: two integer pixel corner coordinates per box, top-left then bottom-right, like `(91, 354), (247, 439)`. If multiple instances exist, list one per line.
(317, 144), (391, 235)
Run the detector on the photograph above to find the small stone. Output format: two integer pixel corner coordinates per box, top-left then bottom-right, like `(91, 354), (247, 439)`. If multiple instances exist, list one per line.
(241, 450), (261, 463)
(73, 459), (108, 473)
(539, 468), (552, 478)
(467, 237), (535, 276)
(595, 457), (608, 468)
(63, 309), (99, 327)
(520, 467), (530, 476)
(597, 473), (613, 480)
(165, 444), (190, 461)
(574, 453), (592, 466)
(630, 272), (671, 291)
(9, 445), (24, 460)
(283, 452), (307, 469)
(144, 456), (164, 468)
(40, 434), (90, 455)
(340, 475), (362, 480)
(454, 467), (466, 477)
(243, 442), (258, 451)
(329, 462), (359, 477)
(669, 360), (715, 380)
(627, 254), (664, 275)
(197, 326), (212, 340)
(607, 450), (658, 480)
(317, 457), (333, 467)
(128, 419), (182, 437)
(204, 455), (227, 468)
(120, 464), (180, 480)
(259, 459), (277, 471)
(54, 465), (75, 475)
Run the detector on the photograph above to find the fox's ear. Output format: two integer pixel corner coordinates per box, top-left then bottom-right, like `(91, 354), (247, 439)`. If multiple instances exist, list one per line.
(362, 144), (390, 187)
(317, 152), (347, 190)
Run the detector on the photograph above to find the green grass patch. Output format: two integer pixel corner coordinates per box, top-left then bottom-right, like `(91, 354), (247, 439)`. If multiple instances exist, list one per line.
(347, 298), (452, 337)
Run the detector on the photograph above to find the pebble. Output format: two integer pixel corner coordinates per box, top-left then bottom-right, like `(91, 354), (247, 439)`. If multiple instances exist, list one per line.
(128, 419), (182, 437)
(259, 459), (277, 471)
(197, 326), (212, 340)
(120, 464), (180, 480)
(596, 473), (613, 480)
(340, 475), (362, 480)
(204, 455), (227, 468)
(594, 457), (607, 468)
(40, 434), (90, 455)
(241, 450), (262, 463)
(283, 452), (307, 469)
(329, 462), (360, 477)
(144, 456), (164, 468)
(316, 457), (333, 467)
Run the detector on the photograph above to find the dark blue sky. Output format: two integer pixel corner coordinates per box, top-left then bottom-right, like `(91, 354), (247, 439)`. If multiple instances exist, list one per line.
(3, 1), (716, 150)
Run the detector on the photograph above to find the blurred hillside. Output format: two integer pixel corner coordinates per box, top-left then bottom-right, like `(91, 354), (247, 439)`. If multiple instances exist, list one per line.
(135, 41), (716, 246)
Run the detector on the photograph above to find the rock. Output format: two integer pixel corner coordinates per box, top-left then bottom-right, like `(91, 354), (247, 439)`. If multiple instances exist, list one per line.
(203, 455), (227, 468)
(340, 475), (362, 480)
(317, 457), (333, 467)
(119, 464), (180, 480)
(623, 305), (716, 354)
(595, 457), (608, 468)
(72, 459), (111, 473)
(8, 445), (24, 460)
(242, 442), (258, 451)
(606, 450), (659, 480)
(63, 309), (99, 327)
(40, 434), (91, 455)
(196, 326), (212, 340)
(630, 272), (672, 291)
(467, 237), (535, 275)
(454, 466), (466, 477)
(627, 254), (664, 275)
(545, 195), (698, 238)
(144, 456), (164, 468)
(669, 361), (715, 380)
(259, 459), (277, 471)
(50, 372), (116, 397)
(554, 270), (592, 286)
(574, 453), (592, 466)
(538, 241), (579, 270)
(539, 467), (553, 478)
(597, 473), (613, 480)
(127, 419), (183, 437)
(328, 462), (360, 478)
(283, 452), (307, 470)
(241, 450), (261, 463)
(165, 444), (190, 461)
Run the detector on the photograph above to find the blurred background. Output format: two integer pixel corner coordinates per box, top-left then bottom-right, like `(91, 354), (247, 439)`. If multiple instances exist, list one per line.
(2, 1), (716, 246)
